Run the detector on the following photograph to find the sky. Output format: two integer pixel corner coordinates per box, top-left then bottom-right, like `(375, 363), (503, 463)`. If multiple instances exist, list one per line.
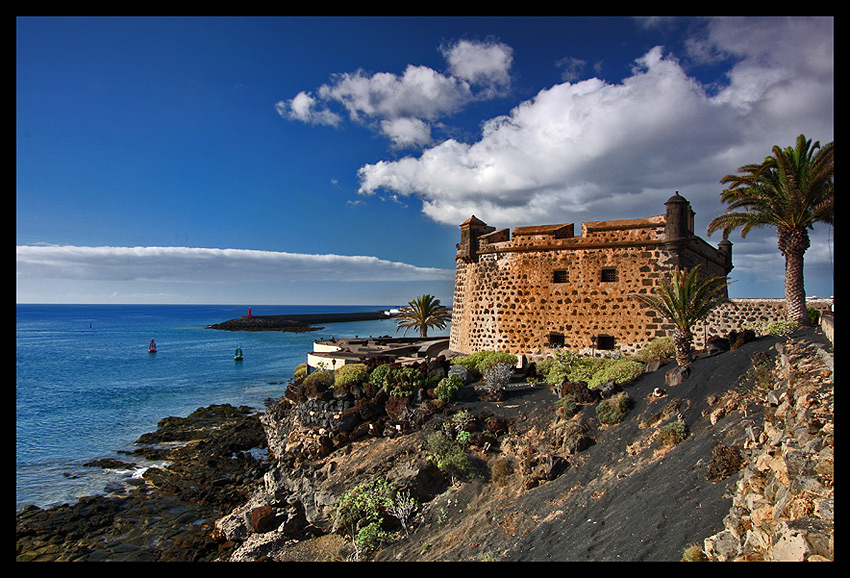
(16, 16), (834, 307)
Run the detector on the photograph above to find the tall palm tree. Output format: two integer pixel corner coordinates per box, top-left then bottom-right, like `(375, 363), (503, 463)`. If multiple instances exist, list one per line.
(631, 266), (731, 366)
(396, 294), (451, 338)
(707, 134), (834, 326)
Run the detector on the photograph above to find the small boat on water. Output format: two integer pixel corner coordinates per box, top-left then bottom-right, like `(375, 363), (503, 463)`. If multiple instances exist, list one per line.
(234, 346), (243, 361)
(148, 339), (157, 353)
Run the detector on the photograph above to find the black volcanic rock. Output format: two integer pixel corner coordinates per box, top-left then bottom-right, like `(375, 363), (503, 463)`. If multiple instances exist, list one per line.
(207, 317), (320, 332)
(16, 404), (269, 562)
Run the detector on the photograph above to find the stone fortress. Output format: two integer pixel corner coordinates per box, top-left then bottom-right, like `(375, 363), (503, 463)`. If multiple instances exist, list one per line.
(449, 192), (831, 358)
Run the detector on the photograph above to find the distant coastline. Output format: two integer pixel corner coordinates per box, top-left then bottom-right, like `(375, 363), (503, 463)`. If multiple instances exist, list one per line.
(207, 310), (395, 332)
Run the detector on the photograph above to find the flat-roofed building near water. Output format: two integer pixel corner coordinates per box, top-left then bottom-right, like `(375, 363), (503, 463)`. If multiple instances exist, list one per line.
(307, 336), (450, 372)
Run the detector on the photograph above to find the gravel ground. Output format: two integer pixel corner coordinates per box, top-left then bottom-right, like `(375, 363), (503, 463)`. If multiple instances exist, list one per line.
(378, 331), (808, 562)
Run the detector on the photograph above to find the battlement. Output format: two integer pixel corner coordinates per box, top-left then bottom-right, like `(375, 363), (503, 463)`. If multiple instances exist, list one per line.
(466, 215), (670, 256)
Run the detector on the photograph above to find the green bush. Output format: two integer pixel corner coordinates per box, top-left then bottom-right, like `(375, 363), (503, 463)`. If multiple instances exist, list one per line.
(384, 366), (425, 397)
(535, 357), (556, 379)
(586, 359), (645, 389)
(475, 351), (518, 373)
(302, 369), (335, 389)
(448, 409), (473, 436)
(368, 363), (394, 388)
(634, 337), (675, 362)
(544, 351), (602, 385)
(450, 351), (517, 380)
(568, 357), (609, 383)
(764, 319), (799, 336)
(334, 363), (370, 388)
(355, 521), (388, 553)
(544, 351), (640, 389)
(434, 375), (463, 403)
(554, 394), (578, 418)
(425, 430), (474, 483)
(293, 363), (308, 382)
(596, 392), (630, 425)
(657, 420), (688, 446)
(807, 307), (821, 325)
(332, 479), (395, 558)
(449, 355), (478, 376)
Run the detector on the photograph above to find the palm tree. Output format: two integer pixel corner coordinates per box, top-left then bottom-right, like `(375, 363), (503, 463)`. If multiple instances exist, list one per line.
(396, 294), (451, 338)
(631, 266), (731, 366)
(707, 134), (834, 326)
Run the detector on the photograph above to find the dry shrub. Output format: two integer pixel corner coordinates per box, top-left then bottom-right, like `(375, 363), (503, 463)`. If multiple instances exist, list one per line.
(706, 444), (745, 482)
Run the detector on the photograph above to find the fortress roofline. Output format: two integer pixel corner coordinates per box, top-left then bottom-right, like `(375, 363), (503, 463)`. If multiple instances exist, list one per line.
(462, 214), (667, 241)
(512, 223), (573, 236)
(460, 215), (488, 227)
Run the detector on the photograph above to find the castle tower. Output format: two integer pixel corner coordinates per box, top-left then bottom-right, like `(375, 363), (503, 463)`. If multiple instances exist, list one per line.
(718, 234), (734, 274)
(664, 191), (694, 241)
(664, 192), (696, 269)
(457, 215), (495, 263)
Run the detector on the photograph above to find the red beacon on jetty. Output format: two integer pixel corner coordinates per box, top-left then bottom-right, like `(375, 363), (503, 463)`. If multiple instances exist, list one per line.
(148, 339), (157, 353)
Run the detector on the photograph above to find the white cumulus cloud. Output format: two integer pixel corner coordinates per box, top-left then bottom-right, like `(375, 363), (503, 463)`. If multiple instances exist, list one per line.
(275, 38), (514, 149)
(356, 18), (833, 231)
(442, 38), (513, 95)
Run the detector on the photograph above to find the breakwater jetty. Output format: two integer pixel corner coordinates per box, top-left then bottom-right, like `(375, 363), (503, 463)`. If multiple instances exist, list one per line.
(207, 310), (395, 332)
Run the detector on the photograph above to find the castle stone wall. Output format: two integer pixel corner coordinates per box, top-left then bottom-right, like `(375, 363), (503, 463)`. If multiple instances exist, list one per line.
(451, 239), (677, 356)
(692, 298), (834, 349)
(448, 194), (831, 359)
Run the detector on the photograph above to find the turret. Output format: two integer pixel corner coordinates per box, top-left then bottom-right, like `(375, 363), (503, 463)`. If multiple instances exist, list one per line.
(457, 216), (495, 262)
(664, 191), (695, 241)
(718, 234), (734, 274)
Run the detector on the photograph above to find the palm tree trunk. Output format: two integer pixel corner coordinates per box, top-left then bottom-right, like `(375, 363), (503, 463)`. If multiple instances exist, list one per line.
(673, 328), (693, 366)
(779, 228), (812, 326)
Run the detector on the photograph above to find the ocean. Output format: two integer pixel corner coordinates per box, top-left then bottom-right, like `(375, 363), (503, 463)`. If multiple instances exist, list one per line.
(16, 304), (431, 512)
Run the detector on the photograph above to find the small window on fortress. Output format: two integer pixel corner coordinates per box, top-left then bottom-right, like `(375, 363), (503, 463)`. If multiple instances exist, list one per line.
(601, 267), (618, 282)
(553, 270), (568, 283)
(596, 334), (616, 350)
(548, 333), (565, 347)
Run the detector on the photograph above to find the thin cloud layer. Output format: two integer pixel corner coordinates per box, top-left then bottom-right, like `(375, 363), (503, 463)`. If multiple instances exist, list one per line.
(16, 245), (454, 284)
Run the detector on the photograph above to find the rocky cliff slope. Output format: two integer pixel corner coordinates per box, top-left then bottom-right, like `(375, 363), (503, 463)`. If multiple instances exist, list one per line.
(214, 326), (834, 562)
(17, 327), (833, 562)
(701, 332), (834, 561)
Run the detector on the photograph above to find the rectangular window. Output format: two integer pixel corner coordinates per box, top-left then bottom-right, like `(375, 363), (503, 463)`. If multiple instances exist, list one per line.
(601, 268), (618, 282)
(553, 270), (568, 283)
(596, 334), (616, 350)
(548, 332), (565, 347)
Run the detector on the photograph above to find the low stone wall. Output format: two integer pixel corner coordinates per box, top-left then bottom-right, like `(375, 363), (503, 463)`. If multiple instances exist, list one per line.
(295, 397), (355, 432)
(703, 333), (834, 561)
(820, 313), (834, 346)
(691, 298), (834, 349)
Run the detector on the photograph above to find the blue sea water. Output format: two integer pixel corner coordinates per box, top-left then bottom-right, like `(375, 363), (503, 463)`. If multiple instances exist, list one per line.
(16, 304), (426, 512)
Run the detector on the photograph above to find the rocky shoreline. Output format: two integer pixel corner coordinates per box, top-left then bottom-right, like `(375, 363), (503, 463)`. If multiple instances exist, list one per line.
(16, 405), (269, 562)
